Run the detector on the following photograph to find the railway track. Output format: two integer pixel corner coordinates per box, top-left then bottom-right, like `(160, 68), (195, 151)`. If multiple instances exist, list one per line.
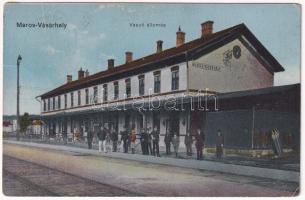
(3, 155), (141, 196)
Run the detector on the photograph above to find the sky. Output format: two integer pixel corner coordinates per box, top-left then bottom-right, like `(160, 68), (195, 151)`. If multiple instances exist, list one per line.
(3, 3), (301, 115)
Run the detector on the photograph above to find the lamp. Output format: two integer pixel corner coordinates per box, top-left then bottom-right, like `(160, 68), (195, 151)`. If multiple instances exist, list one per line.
(17, 55), (22, 65)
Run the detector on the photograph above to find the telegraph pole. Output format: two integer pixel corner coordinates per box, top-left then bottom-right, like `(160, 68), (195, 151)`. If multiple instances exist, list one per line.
(16, 55), (22, 141)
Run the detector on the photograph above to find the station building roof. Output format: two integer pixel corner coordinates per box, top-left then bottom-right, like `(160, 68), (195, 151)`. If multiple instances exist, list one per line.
(39, 23), (284, 99)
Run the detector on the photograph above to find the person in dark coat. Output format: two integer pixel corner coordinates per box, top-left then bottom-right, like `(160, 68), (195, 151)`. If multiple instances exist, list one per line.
(164, 131), (172, 155)
(105, 129), (112, 152)
(151, 127), (160, 157)
(121, 127), (129, 153)
(195, 129), (205, 160)
(140, 128), (149, 155)
(172, 133), (180, 158)
(111, 128), (118, 152)
(62, 129), (68, 145)
(216, 129), (224, 159)
(130, 129), (137, 154)
(147, 128), (153, 155)
(87, 126), (93, 149)
(97, 125), (106, 152)
(184, 131), (193, 156)
(140, 128), (145, 154)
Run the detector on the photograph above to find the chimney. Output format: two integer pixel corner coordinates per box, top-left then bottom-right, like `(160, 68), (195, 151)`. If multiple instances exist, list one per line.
(78, 68), (85, 79)
(176, 26), (185, 47)
(108, 59), (114, 70)
(85, 69), (89, 77)
(125, 52), (133, 63)
(67, 75), (72, 83)
(201, 21), (214, 38)
(156, 40), (163, 53)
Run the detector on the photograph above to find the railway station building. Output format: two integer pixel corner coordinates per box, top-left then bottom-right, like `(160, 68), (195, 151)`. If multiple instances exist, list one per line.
(37, 21), (300, 154)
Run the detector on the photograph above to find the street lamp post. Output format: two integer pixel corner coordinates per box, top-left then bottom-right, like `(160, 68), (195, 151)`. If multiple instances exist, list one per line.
(16, 55), (22, 141)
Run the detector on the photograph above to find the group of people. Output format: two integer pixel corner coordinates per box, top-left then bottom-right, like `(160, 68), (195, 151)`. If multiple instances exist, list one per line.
(139, 127), (160, 156)
(164, 128), (217, 160)
(164, 131), (180, 158)
(92, 125), (225, 160)
(158, 128), (224, 160)
(96, 126), (131, 154)
(95, 125), (161, 156)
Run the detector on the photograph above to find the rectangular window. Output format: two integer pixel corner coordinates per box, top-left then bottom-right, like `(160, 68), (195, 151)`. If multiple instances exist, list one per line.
(85, 89), (89, 105)
(171, 67), (179, 91)
(154, 71), (161, 93)
(48, 99), (50, 111)
(138, 75), (145, 96)
(93, 86), (98, 103)
(52, 97), (55, 110)
(43, 100), (46, 112)
(103, 84), (108, 102)
(64, 94), (67, 108)
(58, 96), (61, 109)
(70, 92), (74, 107)
(125, 78), (131, 98)
(114, 81), (119, 100)
(78, 90), (81, 106)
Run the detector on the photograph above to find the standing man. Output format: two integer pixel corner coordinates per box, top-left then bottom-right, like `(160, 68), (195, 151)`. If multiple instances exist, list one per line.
(172, 133), (180, 158)
(195, 128), (205, 160)
(216, 129), (224, 159)
(185, 130), (193, 156)
(152, 127), (160, 157)
(164, 131), (172, 155)
(117, 131), (123, 152)
(130, 128), (137, 154)
(105, 128), (112, 153)
(147, 128), (153, 155)
(97, 125), (106, 153)
(62, 129), (67, 145)
(112, 128), (118, 152)
(122, 127), (129, 153)
(140, 128), (149, 155)
(87, 124), (93, 149)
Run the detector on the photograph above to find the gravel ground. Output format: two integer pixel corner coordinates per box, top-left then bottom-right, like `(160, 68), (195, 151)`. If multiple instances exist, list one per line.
(3, 143), (299, 197)
(3, 155), (140, 196)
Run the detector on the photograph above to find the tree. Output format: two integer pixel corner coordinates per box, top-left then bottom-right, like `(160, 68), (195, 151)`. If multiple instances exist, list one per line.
(20, 112), (31, 133)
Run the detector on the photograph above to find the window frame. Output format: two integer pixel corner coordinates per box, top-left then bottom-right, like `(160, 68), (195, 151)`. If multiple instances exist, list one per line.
(70, 92), (74, 107)
(64, 94), (67, 108)
(114, 81), (119, 100)
(171, 67), (179, 91)
(154, 71), (161, 93)
(138, 75), (145, 96)
(78, 90), (81, 106)
(58, 96), (61, 109)
(48, 98), (50, 111)
(85, 88), (89, 105)
(103, 84), (108, 102)
(43, 100), (46, 112)
(125, 78), (131, 98)
(93, 86), (98, 104)
(52, 97), (55, 110)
